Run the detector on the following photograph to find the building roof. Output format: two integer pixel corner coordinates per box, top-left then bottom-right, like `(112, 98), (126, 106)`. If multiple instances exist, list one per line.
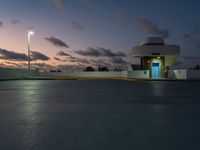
(140, 37), (165, 46)
(132, 37), (180, 57)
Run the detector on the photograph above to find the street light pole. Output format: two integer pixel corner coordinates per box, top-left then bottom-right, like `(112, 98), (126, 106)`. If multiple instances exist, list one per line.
(27, 31), (34, 70)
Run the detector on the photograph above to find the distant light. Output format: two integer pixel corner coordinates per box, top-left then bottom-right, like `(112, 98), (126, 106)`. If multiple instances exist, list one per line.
(157, 57), (160, 59)
(28, 31), (34, 35)
(27, 30), (34, 71)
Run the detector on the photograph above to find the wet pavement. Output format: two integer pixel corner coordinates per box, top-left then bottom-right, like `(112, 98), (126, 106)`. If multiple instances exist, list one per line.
(0, 79), (200, 150)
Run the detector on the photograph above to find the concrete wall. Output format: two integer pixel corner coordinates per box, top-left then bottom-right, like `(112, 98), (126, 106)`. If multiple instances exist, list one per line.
(40, 71), (128, 78)
(0, 68), (39, 79)
(168, 69), (187, 80)
(165, 55), (178, 66)
(128, 70), (149, 79)
(187, 70), (200, 80)
(41, 71), (151, 79)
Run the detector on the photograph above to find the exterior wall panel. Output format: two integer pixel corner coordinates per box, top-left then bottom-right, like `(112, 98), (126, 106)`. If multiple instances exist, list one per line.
(128, 70), (149, 79)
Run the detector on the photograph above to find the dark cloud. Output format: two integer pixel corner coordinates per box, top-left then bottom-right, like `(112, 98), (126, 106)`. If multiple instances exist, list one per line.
(2, 61), (27, 68)
(68, 55), (77, 60)
(75, 47), (126, 58)
(31, 63), (48, 67)
(0, 48), (28, 61)
(54, 57), (61, 61)
(3, 61), (22, 67)
(11, 19), (20, 24)
(75, 47), (100, 57)
(45, 36), (69, 48)
(91, 59), (112, 67)
(66, 55), (90, 64)
(110, 57), (127, 65)
(0, 21), (3, 27)
(31, 63), (55, 71)
(116, 11), (130, 22)
(71, 20), (83, 31)
(52, 0), (64, 10)
(183, 27), (200, 49)
(31, 51), (50, 61)
(75, 58), (90, 64)
(0, 48), (49, 61)
(90, 57), (127, 70)
(68, 59), (77, 63)
(58, 65), (85, 72)
(136, 18), (169, 38)
(54, 57), (67, 62)
(57, 50), (70, 56)
(74, 46), (127, 68)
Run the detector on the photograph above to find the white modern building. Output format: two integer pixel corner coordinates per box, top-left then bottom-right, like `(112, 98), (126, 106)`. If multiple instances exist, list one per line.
(129, 37), (180, 79)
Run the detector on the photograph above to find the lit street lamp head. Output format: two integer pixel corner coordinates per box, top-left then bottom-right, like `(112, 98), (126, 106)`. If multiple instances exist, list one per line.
(28, 31), (34, 35)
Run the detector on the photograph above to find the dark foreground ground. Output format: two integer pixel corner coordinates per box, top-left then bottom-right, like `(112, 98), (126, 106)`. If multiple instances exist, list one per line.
(0, 79), (200, 150)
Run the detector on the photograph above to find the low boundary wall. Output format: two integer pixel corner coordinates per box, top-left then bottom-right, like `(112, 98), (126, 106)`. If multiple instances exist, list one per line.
(40, 71), (128, 78)
(0, 68), (199, 80)
(168, 70), (187, 80)
(0, 68), (39, 79)
(128, 70), (149, 79)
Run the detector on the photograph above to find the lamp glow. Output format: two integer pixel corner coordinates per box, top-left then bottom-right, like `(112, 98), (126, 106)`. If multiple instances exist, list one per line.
(28, 31), (34, 35)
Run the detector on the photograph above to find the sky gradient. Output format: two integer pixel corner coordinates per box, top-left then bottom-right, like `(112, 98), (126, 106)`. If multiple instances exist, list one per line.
(0, 0), (200, 71)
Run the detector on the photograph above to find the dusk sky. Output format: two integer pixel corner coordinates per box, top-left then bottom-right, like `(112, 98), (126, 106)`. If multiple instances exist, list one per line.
(0, 0), (200, 71)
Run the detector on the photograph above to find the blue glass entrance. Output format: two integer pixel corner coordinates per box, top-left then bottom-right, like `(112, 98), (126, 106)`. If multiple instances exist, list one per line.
(152, 62), (160, 79)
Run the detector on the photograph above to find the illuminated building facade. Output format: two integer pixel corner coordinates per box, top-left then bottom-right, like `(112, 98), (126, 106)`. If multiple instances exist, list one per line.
(131, 37), (180, 79)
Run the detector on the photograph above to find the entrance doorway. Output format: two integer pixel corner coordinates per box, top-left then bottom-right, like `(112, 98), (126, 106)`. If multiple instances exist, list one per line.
(152, 62), (160, 79)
